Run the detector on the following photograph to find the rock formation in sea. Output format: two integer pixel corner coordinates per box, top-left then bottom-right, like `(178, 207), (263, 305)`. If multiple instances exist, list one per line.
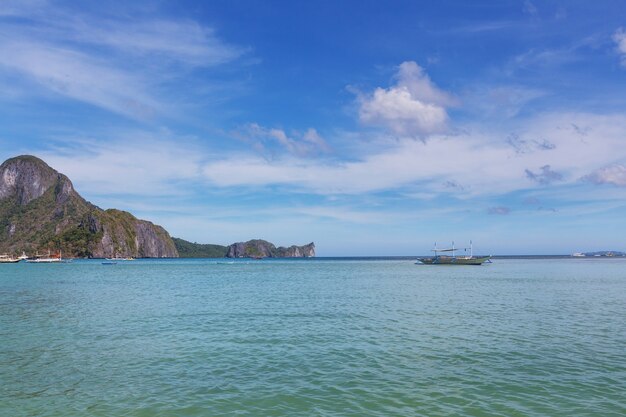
(0, 155), (178, 258)
(225, 239), (315, 258)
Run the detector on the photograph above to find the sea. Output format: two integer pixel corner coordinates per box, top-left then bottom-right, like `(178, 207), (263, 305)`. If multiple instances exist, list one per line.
(1, 257), (625, 416)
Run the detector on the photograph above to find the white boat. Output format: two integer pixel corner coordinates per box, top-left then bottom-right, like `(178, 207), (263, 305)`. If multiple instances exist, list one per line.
(26, 250), (62, 263)
(0, 254), (21, 263)
(572, 252), (586, 257)
(17, 251), (29, 261)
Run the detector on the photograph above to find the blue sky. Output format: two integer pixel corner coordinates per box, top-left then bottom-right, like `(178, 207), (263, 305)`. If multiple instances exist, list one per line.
(1, 0), (626, 255)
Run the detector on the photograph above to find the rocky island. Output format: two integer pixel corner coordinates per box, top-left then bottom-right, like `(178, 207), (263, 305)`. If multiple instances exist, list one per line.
(0, 155), (178, 258)
(226, 239), (315, 258)
(0, 155), (315, 259)
(172, 238), (315, 258)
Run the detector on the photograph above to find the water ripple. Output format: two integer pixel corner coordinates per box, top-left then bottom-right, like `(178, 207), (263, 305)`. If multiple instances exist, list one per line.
(1, 259), (625, 416)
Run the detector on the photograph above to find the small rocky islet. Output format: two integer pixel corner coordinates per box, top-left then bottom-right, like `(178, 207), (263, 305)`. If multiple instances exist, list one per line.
(0, 155), (314, 259)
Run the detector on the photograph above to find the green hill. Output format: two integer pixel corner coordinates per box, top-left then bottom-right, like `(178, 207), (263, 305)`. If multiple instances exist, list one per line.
(0, 155), (178, 258)
(173, 238), (228, 258)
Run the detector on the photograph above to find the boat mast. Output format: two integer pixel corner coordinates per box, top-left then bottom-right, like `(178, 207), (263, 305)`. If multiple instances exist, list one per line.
(452, 241), (455, 258)
(470, 240), (473, 258)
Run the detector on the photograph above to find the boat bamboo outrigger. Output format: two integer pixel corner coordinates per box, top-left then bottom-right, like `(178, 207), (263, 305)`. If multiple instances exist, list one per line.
(417, 241), (491, 265)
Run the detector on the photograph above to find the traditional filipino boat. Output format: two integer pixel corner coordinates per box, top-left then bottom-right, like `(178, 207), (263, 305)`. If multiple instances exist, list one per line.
(417, 241), (491, 265)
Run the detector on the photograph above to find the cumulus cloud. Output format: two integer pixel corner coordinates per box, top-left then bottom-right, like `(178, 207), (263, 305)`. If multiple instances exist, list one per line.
(5, 111), (625, 219)
(613, 27), (626, 67)
(582, 164), (626, 187)
(525, 165), (564, 185)
(356, 61), (456, 137)
(235, 123), (330, 157)
(203, 112), (626, 197)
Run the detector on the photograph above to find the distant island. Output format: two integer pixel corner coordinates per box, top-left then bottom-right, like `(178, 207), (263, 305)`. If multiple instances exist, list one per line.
(173, 238), (315, 258)
(573, 251), (626, 257)
(0, 155), (314, 259)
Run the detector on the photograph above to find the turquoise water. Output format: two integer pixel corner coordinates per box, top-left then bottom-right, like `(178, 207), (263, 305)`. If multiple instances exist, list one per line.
(1, 258), (625, 416)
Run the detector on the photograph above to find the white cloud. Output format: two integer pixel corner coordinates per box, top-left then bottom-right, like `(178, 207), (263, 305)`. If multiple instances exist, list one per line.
(36, 132), (204, 197)
(0, 2), (244, 118)
(0, 41), (160, 119)
(356, 61), (456, 137)
(76, 20), (242, 66)
(203, 112), (626, 197)
(613, 27), (626, 67)
(15, 111), (624, 202)
(234, 123), (330, 157)
(583, 164), (626, 187)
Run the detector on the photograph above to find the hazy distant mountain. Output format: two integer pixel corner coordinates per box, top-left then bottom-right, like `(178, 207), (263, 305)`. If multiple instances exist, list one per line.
(226, 239), (315, 258)
(0, 155), (178, 258)
(173, 238), (315, 258)
(583, 251), (626, 257)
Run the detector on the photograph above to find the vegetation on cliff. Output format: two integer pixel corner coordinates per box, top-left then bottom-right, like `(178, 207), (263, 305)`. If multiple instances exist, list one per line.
(0, 155), (315, 259)
(173, 238), (228, 258)
(0, 155), (178, 258)
(173, 238), (315, 258)
(226, 239), (315, 258)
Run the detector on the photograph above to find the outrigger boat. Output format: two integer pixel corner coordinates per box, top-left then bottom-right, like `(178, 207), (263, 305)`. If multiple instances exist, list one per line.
(417, 241), (491, 265)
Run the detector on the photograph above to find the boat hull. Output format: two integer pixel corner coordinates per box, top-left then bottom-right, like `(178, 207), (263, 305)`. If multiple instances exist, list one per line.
(25, 258), (61, 263)
(417, 256), (491, 265)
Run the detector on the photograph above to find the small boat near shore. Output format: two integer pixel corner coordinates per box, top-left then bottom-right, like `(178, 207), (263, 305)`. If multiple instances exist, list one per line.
(0, 254), (21, 263)
(26, 250), (63, 263)
(417, 241), (491, 265)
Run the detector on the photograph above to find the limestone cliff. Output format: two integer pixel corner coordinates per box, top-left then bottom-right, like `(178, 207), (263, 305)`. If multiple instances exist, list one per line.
(225, 239), (315, 258)
(0, 155), (178, 258)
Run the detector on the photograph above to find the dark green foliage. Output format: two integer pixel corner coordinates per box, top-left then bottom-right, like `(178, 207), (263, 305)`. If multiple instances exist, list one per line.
(0, 156), (178, 258)
(45, 225), (103, 258)
(0, 181), (93, 254)
(173, 238), (228, 258)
